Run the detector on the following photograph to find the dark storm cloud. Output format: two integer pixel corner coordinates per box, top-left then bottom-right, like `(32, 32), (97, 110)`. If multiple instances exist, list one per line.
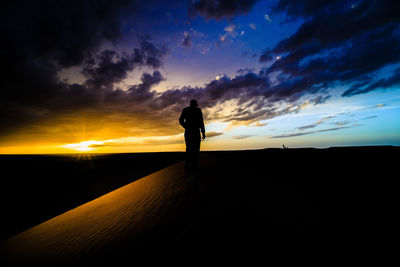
(0, 0), (175, 138)
(260, 0), (400, 97)
(1, 0), (138, 68)
(83, 50), (141, 90)
(82, 40), (168, 90)
(139, 39), (169, 69)
(89, 70), (293, 131)
(189, 0), (259, 20)
(148, 72), (269, 113)
(127, 71), (165, 102)
(342, 66), (400, 96)
(142, 70), (320, 128)
(2, 0), (399, 144)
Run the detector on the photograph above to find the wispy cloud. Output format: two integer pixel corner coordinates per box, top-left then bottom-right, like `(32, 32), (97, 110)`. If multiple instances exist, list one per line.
(224, 24), (236, 33)
(206, 131), (224, 138)
(232, 134), (253, 139)
(335, 121), (350, 126)
(297, 116), (335, 130)
(70, 130), (224, 150)
(87, 135), (184, 148)
(270, 125), (359, 139)
(248, 121), (267, 127)
(181, 31), (193, 48)
(363, 115), (378, 120)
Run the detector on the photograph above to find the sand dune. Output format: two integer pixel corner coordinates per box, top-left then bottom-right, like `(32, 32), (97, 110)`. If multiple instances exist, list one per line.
(2, 154), (234, 264)
(1, 147), (397, 264)
(1, 159), (197, 264)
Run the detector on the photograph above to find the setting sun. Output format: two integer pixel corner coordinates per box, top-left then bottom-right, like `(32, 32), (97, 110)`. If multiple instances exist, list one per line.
(62, 140), (105, 152)
(1, 1), (399, 265)
(0, 0), (399, 155)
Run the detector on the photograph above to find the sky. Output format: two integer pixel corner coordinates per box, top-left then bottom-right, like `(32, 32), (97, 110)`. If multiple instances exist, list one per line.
(0, 0), (399, 154)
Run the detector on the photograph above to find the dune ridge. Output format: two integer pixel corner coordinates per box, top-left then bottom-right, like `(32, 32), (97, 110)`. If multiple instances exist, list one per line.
(1, 147), (398, 264)
(1, 160), (195, 264)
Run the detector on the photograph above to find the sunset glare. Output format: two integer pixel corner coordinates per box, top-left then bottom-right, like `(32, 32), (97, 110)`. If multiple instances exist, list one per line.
(1, 0), (399, 154)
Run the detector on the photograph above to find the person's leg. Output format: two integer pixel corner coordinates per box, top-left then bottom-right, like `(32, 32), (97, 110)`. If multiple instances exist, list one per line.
(185, 130), (200, 171)
(184, 132), (192, 170)
(192, 133), (201, 169)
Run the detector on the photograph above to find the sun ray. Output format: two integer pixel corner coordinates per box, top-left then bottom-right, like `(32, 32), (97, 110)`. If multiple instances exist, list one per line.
(62, 140), (104, 152)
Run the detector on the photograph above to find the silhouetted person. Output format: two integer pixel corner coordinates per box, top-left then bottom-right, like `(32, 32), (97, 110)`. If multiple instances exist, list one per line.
(179, 99), (205, 172)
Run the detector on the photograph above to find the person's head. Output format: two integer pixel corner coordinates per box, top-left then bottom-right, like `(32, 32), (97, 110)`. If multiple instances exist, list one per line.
(190, 99), (198, 107)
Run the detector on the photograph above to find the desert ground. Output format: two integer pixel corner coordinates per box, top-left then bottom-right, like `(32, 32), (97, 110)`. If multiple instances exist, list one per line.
(0, 146), (397, 264)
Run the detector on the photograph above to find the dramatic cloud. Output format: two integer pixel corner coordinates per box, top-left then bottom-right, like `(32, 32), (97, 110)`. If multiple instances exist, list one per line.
(261, 0), (400, 98)
(0, 0), (175, 142)
(342, 66), (400, 96)
(4, 0), (270, 144)
(189, 0), (259, 20)
(0, 0), (140, 137)
(82, 39), (167, 90)
(0, 38), (168, 139)
(1, 0), (138, 68)
(1, 0), (398, 148)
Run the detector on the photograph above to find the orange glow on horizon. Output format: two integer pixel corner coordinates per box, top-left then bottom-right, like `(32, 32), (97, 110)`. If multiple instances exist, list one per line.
(62, 140), (105, 152)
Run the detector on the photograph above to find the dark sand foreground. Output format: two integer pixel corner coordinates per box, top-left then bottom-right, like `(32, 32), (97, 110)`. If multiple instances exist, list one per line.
(0, 152), (184, 240)
(1, 146), (398, 264)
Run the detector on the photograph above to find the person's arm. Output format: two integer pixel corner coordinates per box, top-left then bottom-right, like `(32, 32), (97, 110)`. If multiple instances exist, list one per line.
(179, 109), (186, 129)
(199, 109), (205, 139)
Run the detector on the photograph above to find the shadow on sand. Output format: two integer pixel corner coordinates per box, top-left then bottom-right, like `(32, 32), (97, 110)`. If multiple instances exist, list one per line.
(1, 146), (398, 264)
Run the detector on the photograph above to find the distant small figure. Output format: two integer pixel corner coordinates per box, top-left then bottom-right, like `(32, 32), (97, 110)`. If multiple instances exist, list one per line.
(282, 144), (288, 149)
(179, 99), (206, 172)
